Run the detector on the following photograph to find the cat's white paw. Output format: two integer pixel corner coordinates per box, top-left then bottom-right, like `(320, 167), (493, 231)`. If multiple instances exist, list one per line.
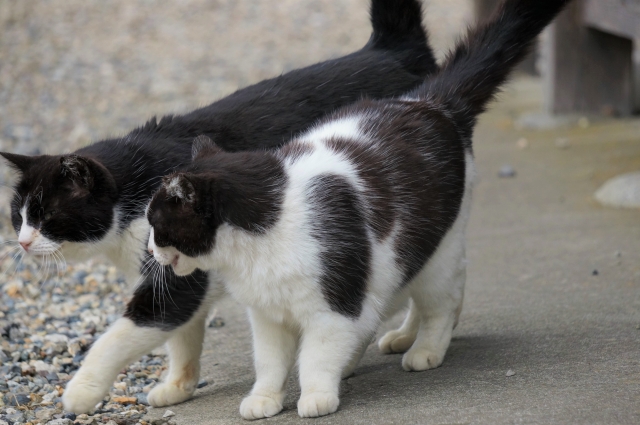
(401, 347), (444, 371)
(378, 329), (416, 354)
(62, 375), (109, 414)
(147, 382), (194, 407)
(240, 395), (283, 420)
(297, 392), (339, 418)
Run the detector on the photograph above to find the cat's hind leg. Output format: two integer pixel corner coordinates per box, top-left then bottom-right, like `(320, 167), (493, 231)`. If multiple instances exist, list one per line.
(240, 308), (297, 420)
(401, 212), (468, 372)
(147, 314), (207, 407)
(147, 272), (222, 407)
(378, 299), (420, 354)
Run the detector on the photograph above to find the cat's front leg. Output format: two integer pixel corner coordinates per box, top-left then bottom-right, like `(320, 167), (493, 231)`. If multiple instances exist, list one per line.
(63, 318), (169, 414)
(240, 308), (297, 420)
(297, 313), (363, 418)
(129, 267), (220, 408)
(147, 314), (207, 407)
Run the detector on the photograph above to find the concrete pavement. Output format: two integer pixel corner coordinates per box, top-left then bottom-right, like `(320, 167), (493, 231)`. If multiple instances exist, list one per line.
(145, 77), (640, 425)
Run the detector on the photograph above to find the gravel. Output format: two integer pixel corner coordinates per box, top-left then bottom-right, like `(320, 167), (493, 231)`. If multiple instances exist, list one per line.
(0, 1), (473, 424)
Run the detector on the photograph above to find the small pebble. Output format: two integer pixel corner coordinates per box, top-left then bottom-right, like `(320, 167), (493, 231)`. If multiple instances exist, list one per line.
(197, 379), (209, 389)
(48, 419), (73, 425)
(506, 369), (516, 377)
(578, 116), (590, 129)
(135, 392), (149, 405)
(3, 393), (30, 406)
(112, 396), (137, 405)
(516, 137), (528, 149)
(592, 269), (599, 276)
(208, 316), (225, 328)
(163, 409), (176, 418)
(498, 165), (516, 178)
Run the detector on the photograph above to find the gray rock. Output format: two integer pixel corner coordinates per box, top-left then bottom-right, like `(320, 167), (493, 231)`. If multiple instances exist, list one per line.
(595, 172), (640, 209)
(3, 393), (30, 406)
(208, 317), (225, 328)
(5, 411), (25, 423)
(135, 392), (149, 405)
(498, 164), (517, 178)
(47, 419), (73, 425)
(197, 379), (208, 389)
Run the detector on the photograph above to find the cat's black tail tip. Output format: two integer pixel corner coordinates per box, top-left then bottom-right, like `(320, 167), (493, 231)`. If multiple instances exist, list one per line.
(368, 0), (437, 75)
(369, 0), (427, 47)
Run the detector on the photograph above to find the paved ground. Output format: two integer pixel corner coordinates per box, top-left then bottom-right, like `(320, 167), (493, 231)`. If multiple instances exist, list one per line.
(146, 78), (640, 425)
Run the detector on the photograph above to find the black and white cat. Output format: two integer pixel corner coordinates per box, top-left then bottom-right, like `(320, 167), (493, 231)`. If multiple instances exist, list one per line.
(0, 0), (438, 414)
(147, 0), (571, 419)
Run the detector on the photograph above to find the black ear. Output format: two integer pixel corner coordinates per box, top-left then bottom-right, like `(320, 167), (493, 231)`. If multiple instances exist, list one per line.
(0, 152), (35, 171)
(60, 155), (95, 189)
(192, 135), (222, 160)
(162, 173), (196, 204)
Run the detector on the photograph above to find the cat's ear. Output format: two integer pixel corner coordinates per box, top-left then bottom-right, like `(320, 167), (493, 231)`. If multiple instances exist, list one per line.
(60, 155), (96, 190)
(162, 173), (196, 204)
(0, 152), (35, 171)
(192, 135), (222, 161)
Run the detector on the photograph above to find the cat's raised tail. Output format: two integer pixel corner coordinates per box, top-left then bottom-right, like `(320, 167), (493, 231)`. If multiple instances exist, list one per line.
(368, 0), (437, 74)
(416, 0), (572, 137)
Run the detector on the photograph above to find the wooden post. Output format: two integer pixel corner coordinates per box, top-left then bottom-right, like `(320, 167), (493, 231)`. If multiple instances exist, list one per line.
(543, 0), (637, 116)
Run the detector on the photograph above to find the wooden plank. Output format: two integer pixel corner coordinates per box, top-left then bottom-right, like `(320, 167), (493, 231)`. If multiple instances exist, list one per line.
(544, 1), (634, 116)
(583, 0), (640, 40)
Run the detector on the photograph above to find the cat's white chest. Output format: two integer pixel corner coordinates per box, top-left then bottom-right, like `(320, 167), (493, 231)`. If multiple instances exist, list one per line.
(212, 222), (325, 322)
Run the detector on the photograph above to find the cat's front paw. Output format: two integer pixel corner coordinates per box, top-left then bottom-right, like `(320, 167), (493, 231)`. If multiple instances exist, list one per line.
(401, 347), (444, 371)
(147, 382), (195, 407)
(240, 395), (283, 420)
(378, 329), (416, 354)
(297, 392), (339, 418)
(62, 375), (109, 414)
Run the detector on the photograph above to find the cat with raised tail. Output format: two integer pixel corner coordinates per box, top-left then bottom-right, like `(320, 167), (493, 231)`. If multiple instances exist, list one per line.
(147, 0), (572, 419)
(0, 0), (437, 414)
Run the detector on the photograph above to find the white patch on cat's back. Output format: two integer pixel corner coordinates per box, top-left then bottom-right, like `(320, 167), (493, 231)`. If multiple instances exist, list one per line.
(301, 116), (364, 146)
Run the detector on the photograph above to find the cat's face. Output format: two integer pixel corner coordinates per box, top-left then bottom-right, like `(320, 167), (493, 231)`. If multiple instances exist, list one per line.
(1, 152), (118, 257)
(146, 172), (221, 276)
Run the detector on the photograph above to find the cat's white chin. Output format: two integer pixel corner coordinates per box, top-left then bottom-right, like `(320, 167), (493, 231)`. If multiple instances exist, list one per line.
(171, 260), (197, 276)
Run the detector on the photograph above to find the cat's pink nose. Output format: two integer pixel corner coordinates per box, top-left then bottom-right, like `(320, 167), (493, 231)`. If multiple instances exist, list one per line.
(19, 241), (32, 251)
(148, 247), (154, 254)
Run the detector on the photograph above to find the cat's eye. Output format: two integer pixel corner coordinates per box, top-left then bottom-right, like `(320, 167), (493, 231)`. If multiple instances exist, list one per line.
(43, 210), (57, 221)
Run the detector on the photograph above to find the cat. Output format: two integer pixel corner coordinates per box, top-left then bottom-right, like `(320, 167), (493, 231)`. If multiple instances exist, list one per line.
(0, 0), (438, 414)
(146, 0), (572, 419)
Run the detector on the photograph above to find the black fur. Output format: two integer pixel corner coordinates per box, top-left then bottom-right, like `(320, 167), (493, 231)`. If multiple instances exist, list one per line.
(147, 0), (570, 319)
(124, 254), (210, 330)
(0, 0), (438, 330)
(148, 150), (285, 258)
(308, 174), (370, 318)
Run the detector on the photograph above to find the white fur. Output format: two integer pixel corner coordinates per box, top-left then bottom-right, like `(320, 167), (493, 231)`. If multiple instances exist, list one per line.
(150, 116), (476, 418)
(165, 176), (194, 203)
(300, 116), (364, 146)
(17, 205), (61, 255)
